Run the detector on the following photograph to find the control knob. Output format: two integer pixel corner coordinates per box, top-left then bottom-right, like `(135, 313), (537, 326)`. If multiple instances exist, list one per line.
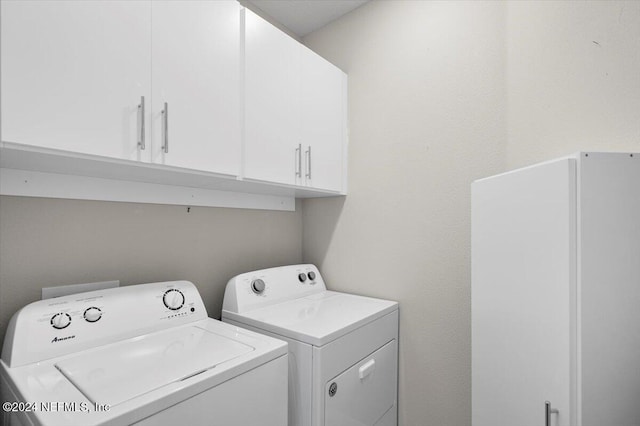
(84, 307), (102, 323)
(298, 273), (307, 283)
(251, 279), (266, 294)
(307, 271), (316, 281)
(51, 313), (71, 330)
(163, 289), (185, 310)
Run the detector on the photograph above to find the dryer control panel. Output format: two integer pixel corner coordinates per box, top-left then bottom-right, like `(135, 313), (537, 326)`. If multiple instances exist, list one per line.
(2, 281), (208, 368)
(223, 264), (327, 314)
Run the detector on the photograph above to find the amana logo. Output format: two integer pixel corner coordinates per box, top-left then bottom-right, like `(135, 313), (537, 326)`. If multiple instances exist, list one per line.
(51, 335), (75, 343)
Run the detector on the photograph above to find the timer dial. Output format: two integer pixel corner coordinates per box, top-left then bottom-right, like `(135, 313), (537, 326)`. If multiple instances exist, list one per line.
(163, 289), (185, 310)
(51, 313), (71, 329)
(307, 271), (316, 281)
(84, 307), (102, 322)
(251, 279), (266, 294)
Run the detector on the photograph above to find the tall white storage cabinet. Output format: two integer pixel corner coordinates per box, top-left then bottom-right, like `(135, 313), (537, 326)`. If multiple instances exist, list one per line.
(472, 153), (640, 426)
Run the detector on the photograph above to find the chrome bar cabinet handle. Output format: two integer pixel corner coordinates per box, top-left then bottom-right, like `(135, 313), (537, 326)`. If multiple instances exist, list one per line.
(137, 96), (145, 150)
(545, 401), (559, 426)
(162, 102), (169, 154)
(305, 146), (312, 179)
(296, 144), (302, 178)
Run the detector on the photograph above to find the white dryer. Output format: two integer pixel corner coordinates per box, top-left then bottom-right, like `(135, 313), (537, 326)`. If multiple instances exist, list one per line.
(222, 264), (398, 426)
(1, 281), (288, 426)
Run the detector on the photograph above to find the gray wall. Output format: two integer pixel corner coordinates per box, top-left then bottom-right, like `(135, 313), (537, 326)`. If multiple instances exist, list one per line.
(302, 1), (639, 426)
(302, 2), (506, 425)
(0, 196), (302, 347)
(505, 1), (640, 168)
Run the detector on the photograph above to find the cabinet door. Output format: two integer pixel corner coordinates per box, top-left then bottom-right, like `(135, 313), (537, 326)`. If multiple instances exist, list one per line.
(300, 47), (346, 192)
(1, 1), (151, 162)
(471, 159), (575, 426)
(151, 1), (241, 175)
(244, 9), (300, 185)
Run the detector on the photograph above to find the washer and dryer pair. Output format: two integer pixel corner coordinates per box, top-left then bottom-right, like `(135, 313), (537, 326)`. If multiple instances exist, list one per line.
(223, 264), (399, 426)
(1, 264), (398, 426)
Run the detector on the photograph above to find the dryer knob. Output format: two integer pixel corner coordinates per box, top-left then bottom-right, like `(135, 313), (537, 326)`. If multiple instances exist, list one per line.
(51, 313), (71, 330)
(251, 279), (266, 294)
(298, 273), (307, 283)
(307, 271), (316, 281)
(163, 289), (185, 310)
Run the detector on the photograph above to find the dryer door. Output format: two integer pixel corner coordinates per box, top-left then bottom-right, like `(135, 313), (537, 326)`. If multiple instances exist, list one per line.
(325, 339), (397, 426)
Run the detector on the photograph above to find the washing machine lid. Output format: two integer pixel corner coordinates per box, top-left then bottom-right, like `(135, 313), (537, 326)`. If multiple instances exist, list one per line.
(228, 291), (398, 346)
(55, 325), (254, 407)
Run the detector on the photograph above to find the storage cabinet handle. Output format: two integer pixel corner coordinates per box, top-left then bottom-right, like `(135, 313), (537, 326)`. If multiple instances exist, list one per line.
(296, 144), (302, 178)
(137, 96), (146, 150)
(545, 401), (559, 426)
(305, 146), (312, 179)
(162, 102), (169, 154)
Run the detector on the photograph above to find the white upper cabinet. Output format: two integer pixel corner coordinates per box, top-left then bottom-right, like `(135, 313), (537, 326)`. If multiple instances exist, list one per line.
(0, 1), (347, 205)
(244, 9), (347, 193)
(1, 1), (152, 162)
(299, 46), (347, 192)
(151, 1), (241, 175)
(243, 9), (301, 186)
(1, 0), (242, 175)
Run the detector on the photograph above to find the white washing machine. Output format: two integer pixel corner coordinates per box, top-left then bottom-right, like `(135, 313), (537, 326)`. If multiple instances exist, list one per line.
(1, 281), (288, 426)
(222, 264), (398, 426)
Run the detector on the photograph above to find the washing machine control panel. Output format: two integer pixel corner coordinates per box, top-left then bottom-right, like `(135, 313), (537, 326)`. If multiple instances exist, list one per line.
(223, 264), (328, 314)
(3, 281), (208, 368)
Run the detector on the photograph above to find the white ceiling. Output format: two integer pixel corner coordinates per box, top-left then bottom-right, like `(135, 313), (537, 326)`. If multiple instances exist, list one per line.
(245, 0), (369, 37)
